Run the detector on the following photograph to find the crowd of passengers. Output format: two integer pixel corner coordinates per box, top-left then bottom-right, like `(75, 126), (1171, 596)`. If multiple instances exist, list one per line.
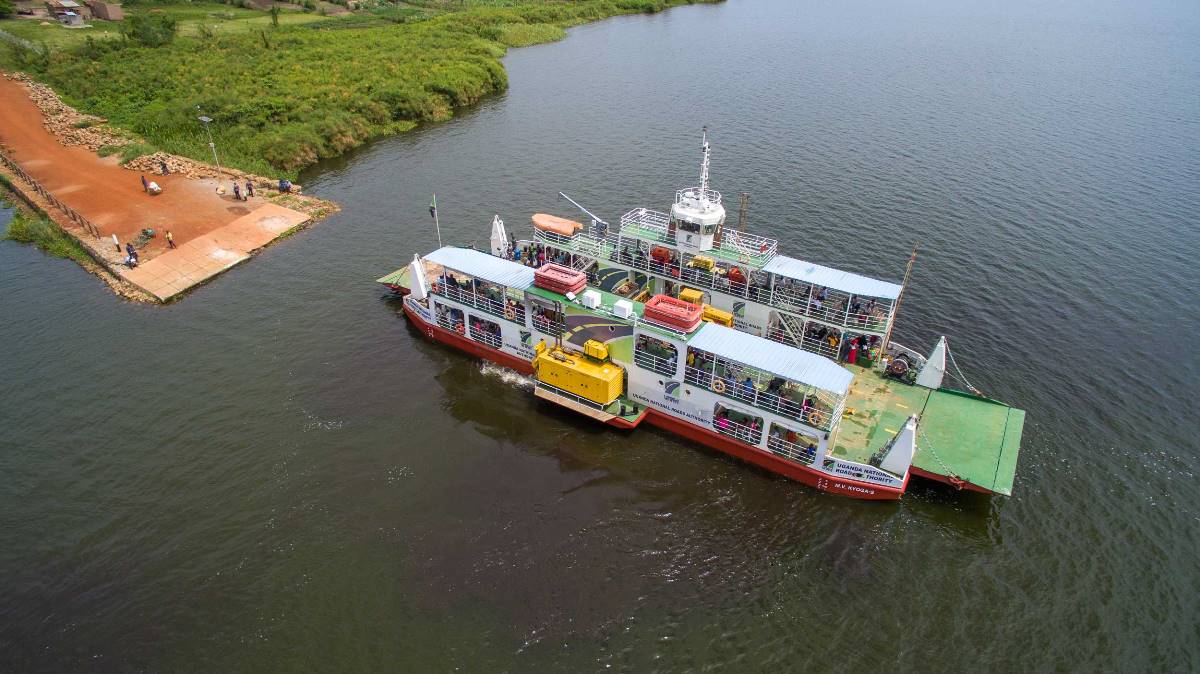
(439, 271), (525, 321)
(687, 347), (831, 424)
(803, 328), (883, 365)
(504, 241), (583, 269)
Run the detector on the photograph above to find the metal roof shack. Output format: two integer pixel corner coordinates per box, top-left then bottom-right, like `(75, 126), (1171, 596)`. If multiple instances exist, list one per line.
(424, 247), (535, 290)
(763, 255), (902, 300)
(687, 322), (854, 396)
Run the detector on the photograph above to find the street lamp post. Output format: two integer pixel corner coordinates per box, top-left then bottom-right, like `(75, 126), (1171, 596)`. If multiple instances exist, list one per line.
(196, 107), (223, 181)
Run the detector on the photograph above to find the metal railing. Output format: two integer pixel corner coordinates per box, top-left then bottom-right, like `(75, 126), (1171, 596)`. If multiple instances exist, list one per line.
(619, 208), (672, 241)
(634, 349), (677, 377)
(531, 314), (563, 337)
(768, 434), (817, 465)
(536, 381), (606, 411)
(675, 187), (723, 206)
(685, 365), (833, 431)
(469, 325), (502, 349)
(0, 151), (102, 238)
(713, 415), (762, 445)
(433, 281), (525, 325)
(436, 313), (464, 334)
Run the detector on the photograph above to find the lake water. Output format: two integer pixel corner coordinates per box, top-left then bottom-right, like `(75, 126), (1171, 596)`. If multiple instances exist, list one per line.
(3, 0), (1199, 670)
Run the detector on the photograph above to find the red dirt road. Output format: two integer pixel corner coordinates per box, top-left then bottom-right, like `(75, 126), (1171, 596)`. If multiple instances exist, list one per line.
(0, 77), (266, 259)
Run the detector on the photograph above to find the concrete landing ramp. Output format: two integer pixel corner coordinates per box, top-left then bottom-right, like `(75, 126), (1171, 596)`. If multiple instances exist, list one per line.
(121, 203), (309, 300)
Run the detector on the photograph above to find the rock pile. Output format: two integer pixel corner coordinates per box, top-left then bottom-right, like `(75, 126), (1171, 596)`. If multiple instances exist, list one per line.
(6, 72), (126, 152)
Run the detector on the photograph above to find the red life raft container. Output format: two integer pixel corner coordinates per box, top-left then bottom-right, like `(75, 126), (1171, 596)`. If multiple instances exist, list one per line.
(643, 294), (704, 332)
(534, 263), (587, 295)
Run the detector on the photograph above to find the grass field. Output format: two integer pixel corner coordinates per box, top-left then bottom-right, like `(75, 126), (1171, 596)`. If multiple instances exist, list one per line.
(1, 0), (719, 179)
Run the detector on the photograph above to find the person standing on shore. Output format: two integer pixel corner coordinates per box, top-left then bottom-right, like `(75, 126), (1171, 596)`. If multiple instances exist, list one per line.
(160, 160), (169, 175)
(166, 230), (176, 249)
(233, 182), (241, 201)
(140, 175), (148, 193)
(245, 180), (254, 198)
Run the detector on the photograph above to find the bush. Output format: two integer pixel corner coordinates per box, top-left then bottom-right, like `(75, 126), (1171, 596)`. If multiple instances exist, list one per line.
(120, 13), (179, 46)
(0, 0), (15, 20)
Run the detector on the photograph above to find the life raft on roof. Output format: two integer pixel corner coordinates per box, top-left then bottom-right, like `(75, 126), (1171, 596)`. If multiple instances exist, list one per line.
(532, 213), (583, 237)
(643, 294), (704, 332)
(534, 263), (587, 295)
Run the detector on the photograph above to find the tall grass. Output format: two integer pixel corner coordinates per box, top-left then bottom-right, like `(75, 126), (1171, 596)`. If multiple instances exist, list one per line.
(2, 206), (92, 264)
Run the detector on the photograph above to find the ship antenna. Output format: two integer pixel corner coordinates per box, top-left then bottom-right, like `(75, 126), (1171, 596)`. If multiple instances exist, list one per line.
(699, 126), (711, 205)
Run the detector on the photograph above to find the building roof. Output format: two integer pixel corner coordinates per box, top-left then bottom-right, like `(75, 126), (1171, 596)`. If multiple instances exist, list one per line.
(762, 255), (902, 300)
(687, 322), (854, 396)
(424, 246), (535, 290)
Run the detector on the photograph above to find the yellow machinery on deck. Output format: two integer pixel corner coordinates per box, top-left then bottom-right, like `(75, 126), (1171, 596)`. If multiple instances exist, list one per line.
(677, 287), (734, 327)
(533, 339), (623, 406)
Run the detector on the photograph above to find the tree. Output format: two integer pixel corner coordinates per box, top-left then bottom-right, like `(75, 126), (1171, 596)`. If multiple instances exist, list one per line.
(0, 0), (15, 20)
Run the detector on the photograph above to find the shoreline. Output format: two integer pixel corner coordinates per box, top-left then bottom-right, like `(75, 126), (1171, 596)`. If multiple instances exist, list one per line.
(0, 73), (338, 303)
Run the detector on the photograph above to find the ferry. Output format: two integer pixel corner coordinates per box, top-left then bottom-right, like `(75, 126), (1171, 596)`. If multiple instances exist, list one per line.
(378, 137), (1024, 500)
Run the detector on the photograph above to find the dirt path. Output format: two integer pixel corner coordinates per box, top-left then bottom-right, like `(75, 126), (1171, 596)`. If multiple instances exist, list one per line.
(0, 76), (275, 261)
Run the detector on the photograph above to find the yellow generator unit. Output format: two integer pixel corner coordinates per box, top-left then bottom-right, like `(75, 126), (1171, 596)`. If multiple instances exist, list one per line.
(677, 287), (705, 305)
(701, 304), (734, 327)
(687, 255), (715, 271)
(583, 339), (609, 361)
(533, 344), (623, 406)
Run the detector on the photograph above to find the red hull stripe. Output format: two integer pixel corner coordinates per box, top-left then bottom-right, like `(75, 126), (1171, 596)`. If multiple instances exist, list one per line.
(404, 302), (904, 500)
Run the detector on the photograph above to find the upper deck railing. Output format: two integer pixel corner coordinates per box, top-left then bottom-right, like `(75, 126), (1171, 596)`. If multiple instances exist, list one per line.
(676, 187), (722, 206)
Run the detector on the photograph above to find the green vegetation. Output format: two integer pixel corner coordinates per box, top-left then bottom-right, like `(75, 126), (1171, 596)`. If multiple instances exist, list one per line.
(2, 204), (93, 265)
(2, 0), (719, 178)
(119, 13), (179, 46)
(0, 0), (14, 20)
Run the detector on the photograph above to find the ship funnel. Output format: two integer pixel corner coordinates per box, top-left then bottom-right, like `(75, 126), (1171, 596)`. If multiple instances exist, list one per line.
(916, 336), (947, 390)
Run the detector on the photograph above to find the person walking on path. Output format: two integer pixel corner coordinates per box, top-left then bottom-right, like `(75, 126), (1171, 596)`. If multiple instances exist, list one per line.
(233, 182), (241, 201)
(140, 175), (148, 193)
(166, 230), (176, 249)
(245, 180), (254, 198)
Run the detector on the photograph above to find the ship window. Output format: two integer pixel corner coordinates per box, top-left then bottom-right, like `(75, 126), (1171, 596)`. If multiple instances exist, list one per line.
(768, 423), (819, 465)
(713, 403), (762, 445)
(468, 315), (502, 350)
(634, 334), (678, 376)
(678, 220), (701, 233)
(435, 304), (465, 334)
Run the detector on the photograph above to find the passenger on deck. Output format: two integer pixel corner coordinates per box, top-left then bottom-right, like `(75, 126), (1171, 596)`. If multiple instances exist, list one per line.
(742, 377), (756, 400)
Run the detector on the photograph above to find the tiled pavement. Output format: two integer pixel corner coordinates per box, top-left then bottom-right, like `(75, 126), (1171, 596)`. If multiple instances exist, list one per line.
(121, 203), (309, 301)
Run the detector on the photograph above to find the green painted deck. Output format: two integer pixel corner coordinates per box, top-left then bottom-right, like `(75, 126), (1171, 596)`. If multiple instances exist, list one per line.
(376, 266), (410, 287)
(832, 365), (1023, 495)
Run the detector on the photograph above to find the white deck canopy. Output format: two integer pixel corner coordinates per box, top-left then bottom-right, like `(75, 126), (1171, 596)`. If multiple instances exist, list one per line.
(425, 246), (534, 289)
(687, 322), (854, 396)
(763, 255), (902, 300)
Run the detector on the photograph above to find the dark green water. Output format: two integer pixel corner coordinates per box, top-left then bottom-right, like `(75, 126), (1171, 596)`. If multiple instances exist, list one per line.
(3, 0), (1199, 670)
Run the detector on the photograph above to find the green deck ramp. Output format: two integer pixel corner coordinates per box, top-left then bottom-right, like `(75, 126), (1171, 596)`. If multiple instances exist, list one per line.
(913, 390), (1024, 495)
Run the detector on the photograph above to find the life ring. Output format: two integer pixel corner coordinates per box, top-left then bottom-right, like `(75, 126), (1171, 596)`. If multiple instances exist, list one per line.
(712, 378), (727, 394)
(806, 410), (823, 427)
(504, 306), (516, 321)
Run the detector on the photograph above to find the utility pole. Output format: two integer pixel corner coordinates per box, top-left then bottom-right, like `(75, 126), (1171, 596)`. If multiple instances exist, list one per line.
(196, 106), (223, 181)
